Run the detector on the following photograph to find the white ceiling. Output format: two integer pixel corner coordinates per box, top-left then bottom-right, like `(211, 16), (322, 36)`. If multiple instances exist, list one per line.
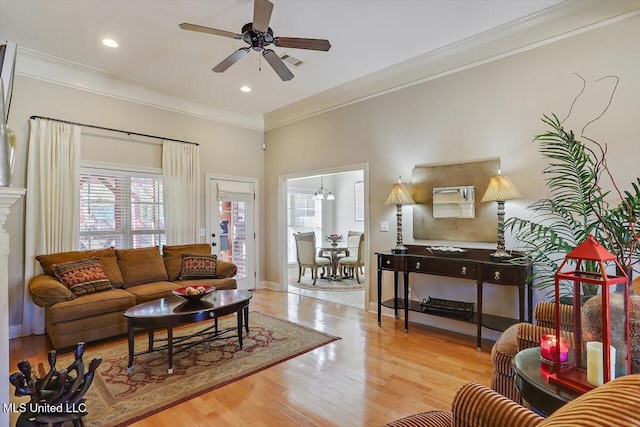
(1, 0), (638, 129)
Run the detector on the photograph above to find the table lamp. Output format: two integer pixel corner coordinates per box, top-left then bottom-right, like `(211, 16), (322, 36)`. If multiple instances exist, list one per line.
(385, 176), (415, 254)
(481, 172), (521, 261)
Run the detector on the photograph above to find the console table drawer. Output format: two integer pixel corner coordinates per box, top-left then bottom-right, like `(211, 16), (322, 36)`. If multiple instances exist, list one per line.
(482, 266), (520, 285)
(380, 255), (403, 270)
(409, 258), (477, 279)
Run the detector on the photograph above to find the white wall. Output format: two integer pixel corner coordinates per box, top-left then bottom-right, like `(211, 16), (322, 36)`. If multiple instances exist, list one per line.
(264, 15), (640, 337)
(5, 76), (264, 331)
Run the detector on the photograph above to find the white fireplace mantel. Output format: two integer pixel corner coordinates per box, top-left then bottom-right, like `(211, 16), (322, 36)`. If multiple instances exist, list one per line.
(0, 187), (26, 426)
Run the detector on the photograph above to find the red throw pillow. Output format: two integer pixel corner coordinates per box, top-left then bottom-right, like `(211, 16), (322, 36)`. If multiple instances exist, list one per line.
(179, 253), (217, 280)
(52, 257), (113, 296)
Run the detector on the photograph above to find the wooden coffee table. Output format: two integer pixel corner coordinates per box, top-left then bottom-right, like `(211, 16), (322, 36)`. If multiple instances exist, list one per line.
(124, 289), (252, 373)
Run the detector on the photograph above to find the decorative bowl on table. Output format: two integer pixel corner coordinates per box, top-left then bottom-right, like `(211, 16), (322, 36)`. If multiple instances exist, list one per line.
(172, 285), (215, 301)
(326, 234), (343, 247)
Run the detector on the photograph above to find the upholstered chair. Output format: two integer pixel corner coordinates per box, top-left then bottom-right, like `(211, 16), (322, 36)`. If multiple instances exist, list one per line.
(293, 232), (330, 286)
(490, 301), (574, 404)
(385, 374), (640, 427)
(337, 232), (365, 283)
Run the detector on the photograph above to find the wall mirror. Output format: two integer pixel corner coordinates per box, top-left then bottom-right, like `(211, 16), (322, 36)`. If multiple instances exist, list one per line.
(432, 186), (475, 218)
(413, 159), (499, 242)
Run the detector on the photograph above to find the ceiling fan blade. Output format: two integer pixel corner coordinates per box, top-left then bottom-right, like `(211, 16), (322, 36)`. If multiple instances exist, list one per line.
(274, 37), (331, 52)
(212, 48), (250, 73)
(262, 49), (294, 81)
(252, 0), (273, 33)
(179, 23), (242, 40)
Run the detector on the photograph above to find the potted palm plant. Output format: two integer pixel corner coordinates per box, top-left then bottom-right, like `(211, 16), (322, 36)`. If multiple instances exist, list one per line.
(506, 77), (639, 300)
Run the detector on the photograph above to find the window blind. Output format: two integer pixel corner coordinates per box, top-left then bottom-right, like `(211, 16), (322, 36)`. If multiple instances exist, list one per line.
(79, 167), (165, 250)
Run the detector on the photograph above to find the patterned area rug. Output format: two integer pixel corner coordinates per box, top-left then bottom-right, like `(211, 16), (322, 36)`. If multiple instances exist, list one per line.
(10, 312), (339, 427)
(288, 273), (365, 291)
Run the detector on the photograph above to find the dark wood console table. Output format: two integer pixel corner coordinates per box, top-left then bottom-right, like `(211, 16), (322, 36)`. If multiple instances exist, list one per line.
(376, 245), (531, 350)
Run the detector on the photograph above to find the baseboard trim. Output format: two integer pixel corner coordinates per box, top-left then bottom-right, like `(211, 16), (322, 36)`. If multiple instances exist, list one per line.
(9, 324), (23, 339)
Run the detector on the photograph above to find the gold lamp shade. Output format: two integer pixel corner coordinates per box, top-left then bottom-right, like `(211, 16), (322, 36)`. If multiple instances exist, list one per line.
(385, 183), (415, 205)
(481, 174), (522, 202)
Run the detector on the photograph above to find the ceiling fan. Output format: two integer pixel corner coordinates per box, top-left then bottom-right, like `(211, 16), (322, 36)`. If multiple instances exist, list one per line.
(179, 0), (331, 81)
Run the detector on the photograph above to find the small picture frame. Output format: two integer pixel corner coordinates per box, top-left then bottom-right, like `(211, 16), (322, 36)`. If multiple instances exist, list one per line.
(354, 181), (364, 221)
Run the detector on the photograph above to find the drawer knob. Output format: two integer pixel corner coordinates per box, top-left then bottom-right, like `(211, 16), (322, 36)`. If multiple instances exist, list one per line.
(494, 271), (501, 280)
(461, 266), (467, 275)
(386, 260), (391, 265)
(415, 262), (421, 269)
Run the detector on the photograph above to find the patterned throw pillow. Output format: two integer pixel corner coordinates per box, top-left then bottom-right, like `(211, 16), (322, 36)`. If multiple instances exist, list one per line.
(179, 253), (218, 280)
(52, 257), (113, 296)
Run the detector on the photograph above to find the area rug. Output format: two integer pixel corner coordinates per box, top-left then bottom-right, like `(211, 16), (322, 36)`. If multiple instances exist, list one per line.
(9, 312), (339, 427)
(289, 273), (365, 291)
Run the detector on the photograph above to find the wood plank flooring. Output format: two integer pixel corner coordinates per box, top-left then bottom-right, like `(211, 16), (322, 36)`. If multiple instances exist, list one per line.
(9, 289), (495, 426)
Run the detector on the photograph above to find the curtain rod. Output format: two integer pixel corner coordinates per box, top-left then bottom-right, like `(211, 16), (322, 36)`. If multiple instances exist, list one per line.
(29, 115), (199, 146)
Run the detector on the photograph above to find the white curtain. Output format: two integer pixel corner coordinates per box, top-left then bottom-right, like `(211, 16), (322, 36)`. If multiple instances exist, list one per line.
(162, 140), (200, 245)
(23, 119), (81, 336)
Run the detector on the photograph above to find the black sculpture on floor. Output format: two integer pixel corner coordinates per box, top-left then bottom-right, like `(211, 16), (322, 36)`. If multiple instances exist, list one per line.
(10, 342), (102, 427)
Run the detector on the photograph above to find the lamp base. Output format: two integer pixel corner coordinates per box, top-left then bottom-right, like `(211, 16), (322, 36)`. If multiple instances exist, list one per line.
(489, 248), (513, 262)
(391, 248), (408, 254)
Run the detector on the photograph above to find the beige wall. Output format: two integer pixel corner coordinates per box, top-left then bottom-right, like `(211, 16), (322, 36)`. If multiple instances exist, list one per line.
(265, 16), (640, 335)
(5, 76), (264, 330)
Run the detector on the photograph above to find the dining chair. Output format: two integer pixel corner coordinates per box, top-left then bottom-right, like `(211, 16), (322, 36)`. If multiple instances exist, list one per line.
(339, 231), (363, 277)
(337, 233), (365, 283)
(293, 232), (330, 285)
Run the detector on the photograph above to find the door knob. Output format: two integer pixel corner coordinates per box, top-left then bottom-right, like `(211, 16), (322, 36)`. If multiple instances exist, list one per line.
(211, 242), (217, 247)
(211, 233), (216, 238)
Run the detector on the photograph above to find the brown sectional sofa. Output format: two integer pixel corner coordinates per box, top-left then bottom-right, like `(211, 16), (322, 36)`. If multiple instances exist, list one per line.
(29, 244), (237, 349)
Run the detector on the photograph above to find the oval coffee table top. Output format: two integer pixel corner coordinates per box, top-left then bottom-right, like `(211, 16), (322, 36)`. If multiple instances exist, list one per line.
(124, 289), (253, 320)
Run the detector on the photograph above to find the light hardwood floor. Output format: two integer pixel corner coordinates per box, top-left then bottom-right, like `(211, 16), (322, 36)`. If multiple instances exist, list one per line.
(9, 289), (495, 426)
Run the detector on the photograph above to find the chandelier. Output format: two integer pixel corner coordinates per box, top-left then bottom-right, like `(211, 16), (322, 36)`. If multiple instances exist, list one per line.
(314, 177), (335, 200)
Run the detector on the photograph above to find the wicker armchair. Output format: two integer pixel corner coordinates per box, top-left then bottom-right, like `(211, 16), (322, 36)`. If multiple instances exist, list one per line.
(490, 301), (573, 404)
(386, 375), (640, 427)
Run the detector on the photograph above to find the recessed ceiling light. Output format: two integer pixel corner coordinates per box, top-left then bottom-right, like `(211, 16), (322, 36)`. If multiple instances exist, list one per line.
(102, 38), (119, 48)
(240, 86), (251, 93)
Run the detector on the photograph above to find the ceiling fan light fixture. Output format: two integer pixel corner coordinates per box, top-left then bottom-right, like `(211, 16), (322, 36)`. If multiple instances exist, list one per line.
(240, 86), (252, 93)
(102, 38), (119, 48)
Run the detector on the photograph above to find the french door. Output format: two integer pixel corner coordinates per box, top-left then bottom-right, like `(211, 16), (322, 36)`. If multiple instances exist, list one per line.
(207, 177), (256, 290)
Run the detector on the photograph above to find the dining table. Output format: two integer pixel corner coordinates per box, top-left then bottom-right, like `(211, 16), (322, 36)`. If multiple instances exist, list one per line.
(318, 245), (349, 280)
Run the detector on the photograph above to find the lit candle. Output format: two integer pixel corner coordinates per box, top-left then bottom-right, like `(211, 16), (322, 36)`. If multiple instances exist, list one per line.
(540, 334), (569, 364)
(587, 341), (616, 386)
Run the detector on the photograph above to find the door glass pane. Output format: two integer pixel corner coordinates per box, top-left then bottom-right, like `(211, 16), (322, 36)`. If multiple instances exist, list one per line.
(219, 201), (247, 280)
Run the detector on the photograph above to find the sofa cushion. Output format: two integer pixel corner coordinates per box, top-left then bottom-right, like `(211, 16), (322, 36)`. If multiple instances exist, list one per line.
(47, 288), (136, 324)
(125, 281), (180, 304)
(52, 257), (113, 296)
(179, 253), (218, 280)
(163, 243), (212, 281)
(116, 246), (168, 288)
(36, 247), (124, 288)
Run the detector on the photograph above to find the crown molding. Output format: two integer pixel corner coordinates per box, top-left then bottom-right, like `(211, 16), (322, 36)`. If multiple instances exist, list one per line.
(15, 48), (265, 131)
(11, 1), (639, 134)
(264, 0), (640, 131)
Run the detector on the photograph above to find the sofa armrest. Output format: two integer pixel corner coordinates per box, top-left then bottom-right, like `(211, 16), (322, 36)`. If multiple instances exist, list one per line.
(28, 274), (75, 307)
(216, 260), (237, 278)
(451, 382), (543, 427)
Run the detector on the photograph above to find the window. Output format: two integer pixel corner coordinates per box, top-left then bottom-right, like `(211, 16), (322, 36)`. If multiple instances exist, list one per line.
(287, 191), (323, 263)
(80, 167), (165, 250)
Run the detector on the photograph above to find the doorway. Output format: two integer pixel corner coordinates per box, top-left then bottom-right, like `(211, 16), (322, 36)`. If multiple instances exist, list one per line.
(207, 175), (257, 290)
(282, 165), (368, 310)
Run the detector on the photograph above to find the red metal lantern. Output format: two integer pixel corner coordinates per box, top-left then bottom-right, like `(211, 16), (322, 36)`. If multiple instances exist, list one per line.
(549, 235), (630, 394)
